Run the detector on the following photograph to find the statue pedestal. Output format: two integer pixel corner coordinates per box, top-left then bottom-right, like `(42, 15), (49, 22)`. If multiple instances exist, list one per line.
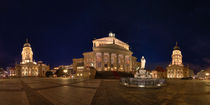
(134, 69), (151, 79)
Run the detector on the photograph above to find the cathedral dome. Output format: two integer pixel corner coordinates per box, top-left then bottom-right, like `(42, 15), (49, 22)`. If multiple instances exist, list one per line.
(173, 42), (180, 50)
(24, 43), (31, 47)
(23, 39), (31, 47)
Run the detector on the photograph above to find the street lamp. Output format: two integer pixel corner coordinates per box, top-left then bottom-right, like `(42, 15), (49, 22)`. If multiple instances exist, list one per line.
(63, 69), (68, 73)
(63, 69), (68, 78)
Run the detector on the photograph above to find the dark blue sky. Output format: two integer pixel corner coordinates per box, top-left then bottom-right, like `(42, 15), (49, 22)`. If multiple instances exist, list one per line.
(1, 0), (210, 73)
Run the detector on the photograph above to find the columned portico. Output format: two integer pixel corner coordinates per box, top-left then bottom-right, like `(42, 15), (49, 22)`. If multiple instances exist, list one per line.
(93, 51), (133, 72)
(101, 52), (104, 71)
(123, 55), (125, 72)
(116, 54), (119, 71)
(82, 32), (138, 73)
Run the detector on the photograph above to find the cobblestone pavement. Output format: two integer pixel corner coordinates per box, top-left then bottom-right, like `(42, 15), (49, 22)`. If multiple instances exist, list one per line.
(0, 78), (210, 105)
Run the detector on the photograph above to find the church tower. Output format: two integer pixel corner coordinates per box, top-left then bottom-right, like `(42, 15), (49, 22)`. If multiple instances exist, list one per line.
(167, 42), (186, 78)
(14, 38), (49, 77)
(21, 39), (33, 64)
(171, 42), (183, 66)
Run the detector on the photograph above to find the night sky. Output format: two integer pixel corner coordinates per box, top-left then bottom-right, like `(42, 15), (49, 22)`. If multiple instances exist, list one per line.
(1, 0), (210, 73)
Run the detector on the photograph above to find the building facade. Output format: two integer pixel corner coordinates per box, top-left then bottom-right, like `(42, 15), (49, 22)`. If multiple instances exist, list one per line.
(196, 68), (210, 80)
(0, 68), (8, 78)
(6, 67), (16, 76)
(14, 39), (49, 77)
(167, 42), (189, 78)
(73, 32), (138, 77)
(151, 66), (167, 79)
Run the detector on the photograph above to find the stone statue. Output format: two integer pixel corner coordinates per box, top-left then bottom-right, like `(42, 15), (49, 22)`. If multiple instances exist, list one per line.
(134, 56), (151, 79)
(141, 56), (146, 69)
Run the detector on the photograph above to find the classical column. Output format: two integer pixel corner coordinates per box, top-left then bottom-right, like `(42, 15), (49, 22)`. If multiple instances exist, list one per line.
(116, 54), (119, 71)
(109, 53), (111, 71)
(123, 55), (126, 72)
(129, 55), (132, 72)
(94, 53), (96, 69)
(101, 52), (104, 71)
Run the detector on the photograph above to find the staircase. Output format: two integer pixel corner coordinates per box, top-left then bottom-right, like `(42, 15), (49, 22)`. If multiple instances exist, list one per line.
(112, 71), (120, 79)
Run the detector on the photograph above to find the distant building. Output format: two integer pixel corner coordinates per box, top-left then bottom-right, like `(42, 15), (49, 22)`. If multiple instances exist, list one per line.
(37, 61), (50, 77)
(6, 67), (16, 76)
(167, 42), (189, 78)
(0, 68), (8, 78)
(73, 58), (86, 78)
(151, 70), (158, 78)
(53, 64), (73, 70)
(151, 66), (167, 79)
(72, 32), (139, 78)
(188, 68), (195, 77)
(196, 70), (205, 79)
(196, 68), (210, 80)
(53, 64), (74, 76)
(14, 39), (49, 77)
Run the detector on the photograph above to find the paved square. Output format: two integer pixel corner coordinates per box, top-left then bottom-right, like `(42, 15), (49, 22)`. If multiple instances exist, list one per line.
(92, 80), (210, 105)
(0, 78), (209, 105)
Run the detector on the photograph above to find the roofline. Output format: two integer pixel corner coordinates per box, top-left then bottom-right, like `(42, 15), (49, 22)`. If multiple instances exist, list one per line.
(92, 37), (129, 46)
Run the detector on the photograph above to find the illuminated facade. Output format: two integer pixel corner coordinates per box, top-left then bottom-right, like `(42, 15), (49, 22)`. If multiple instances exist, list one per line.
(73, 32), (138, 76)
(167, 42), (189, 78)
(21, 39), (33, 63)
(14, 39), (49, 77)
(151, 67), (167, 79)
(196, 69), (210, 80)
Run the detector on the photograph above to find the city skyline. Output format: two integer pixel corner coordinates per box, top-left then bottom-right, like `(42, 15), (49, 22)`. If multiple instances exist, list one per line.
(0, 34), (206, 73)
(1, 0), (210, 73)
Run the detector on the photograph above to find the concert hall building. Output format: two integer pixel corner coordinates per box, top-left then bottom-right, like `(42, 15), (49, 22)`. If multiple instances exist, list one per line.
(73, 32), (139, 77)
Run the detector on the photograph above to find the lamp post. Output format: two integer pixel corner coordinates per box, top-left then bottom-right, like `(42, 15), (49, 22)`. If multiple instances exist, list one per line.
(63, 69), (68, 73)
(63, 69), (68, 78)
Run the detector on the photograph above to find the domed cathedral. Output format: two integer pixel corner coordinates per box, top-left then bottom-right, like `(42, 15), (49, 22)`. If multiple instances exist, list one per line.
(21, 39), (33, 64)
(73, 32), (138, 78)
(14, 39), (50, 77)
(166, 42), (190, 78)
